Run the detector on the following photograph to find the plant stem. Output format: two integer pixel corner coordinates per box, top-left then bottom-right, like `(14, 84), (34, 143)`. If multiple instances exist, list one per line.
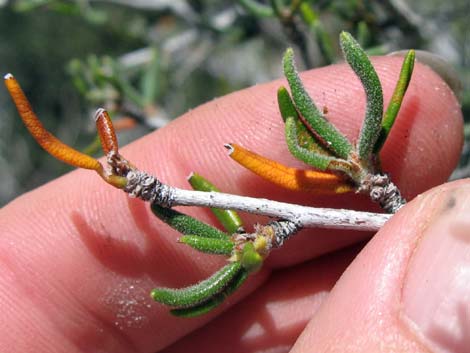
(123, 169), (391, 232)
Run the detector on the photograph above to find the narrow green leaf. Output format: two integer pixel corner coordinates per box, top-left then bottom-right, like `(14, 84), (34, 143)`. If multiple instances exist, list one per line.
(117, 80), (146, 109)
(278, 87), (354, 173)
(299, 3), (334, 64)
(170, 296), (224, 318)
(240, 242), (263, 273)
(283, 48), (353, 159)
(170, 268), (249, 318)
(238, 0), (274, 17)
(224, 268), (249, 295)
(150, 262), (242, 307)
(339, 31), (383, 160)
(374, 50), (415, 152)
(269, 0), (284, 17)
(314, 25), (335, 65)
(278, 87), (345, 171)
(356, 21), (371, 48)
(180, 235), (234, 256)
(151, 204), (228, 239)
(67, 59), (88, 95)
(188, 173), (243, 234)
(298, 1), (317, 24)
(140, 47), (161, 106)
(277, 86), (299, 123)
(285, 117), (334, 170)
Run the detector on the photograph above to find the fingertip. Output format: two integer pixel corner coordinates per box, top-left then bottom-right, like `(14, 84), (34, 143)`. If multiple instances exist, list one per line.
(289, 181), (452, 352)
(290, 179), (470, 353)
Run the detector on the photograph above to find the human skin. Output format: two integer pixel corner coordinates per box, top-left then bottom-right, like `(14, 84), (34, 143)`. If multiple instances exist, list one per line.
(0, 56), (465, 353)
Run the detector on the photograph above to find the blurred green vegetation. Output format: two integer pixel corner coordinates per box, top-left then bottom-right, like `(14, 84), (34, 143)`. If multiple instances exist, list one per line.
(1, 0), (469, 206)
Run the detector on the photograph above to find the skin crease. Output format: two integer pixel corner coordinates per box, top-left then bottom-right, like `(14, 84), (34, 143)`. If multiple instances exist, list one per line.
(0, 56), (463, 353)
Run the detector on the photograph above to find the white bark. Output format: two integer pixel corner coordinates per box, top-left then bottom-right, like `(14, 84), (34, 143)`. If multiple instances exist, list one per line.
(124, 169), (392, 233)
(171, 188), (391, 231)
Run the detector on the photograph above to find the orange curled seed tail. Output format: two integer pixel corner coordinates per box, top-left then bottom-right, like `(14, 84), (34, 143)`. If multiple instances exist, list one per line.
(226, 143), (353, 194)
(4, 73), (101, 171)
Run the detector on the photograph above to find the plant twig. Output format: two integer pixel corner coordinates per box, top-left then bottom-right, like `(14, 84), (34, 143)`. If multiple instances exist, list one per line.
(123, 167), (391, 232)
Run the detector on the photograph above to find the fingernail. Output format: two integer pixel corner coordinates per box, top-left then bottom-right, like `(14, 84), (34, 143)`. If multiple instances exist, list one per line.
(388, 50), (463, 100)
(402, 186), (470, 353)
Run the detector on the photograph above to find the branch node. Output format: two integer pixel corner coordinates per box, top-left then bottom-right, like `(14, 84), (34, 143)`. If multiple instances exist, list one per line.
(125, 170), (175, 208)
(358, 173), (405, 213)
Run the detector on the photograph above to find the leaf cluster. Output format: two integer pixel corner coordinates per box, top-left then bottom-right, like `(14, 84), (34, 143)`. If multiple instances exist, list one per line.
(150, 173), (264, 317)
(229, 32), (415, 204)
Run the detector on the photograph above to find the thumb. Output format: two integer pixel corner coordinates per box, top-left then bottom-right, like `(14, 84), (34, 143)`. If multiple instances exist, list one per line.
(291, 179), (470, 353)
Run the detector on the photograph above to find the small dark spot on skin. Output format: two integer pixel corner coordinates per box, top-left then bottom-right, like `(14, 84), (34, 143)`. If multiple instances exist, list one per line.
(446, 195), (457, 210)
(439, 191), (458, 215)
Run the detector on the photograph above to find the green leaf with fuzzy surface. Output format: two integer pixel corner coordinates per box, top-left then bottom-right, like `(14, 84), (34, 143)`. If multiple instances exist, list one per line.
(223, 267), (249, 295)
(285, 117), (336, 170)
(278, 86), (337, 170)
(151, 204), (228, 240)
(180, 235), (234, 255)
(277, 86), (298, 124)
(339, 31), (383, 160)
(170, 268), (249, 317)
(283, 48), (353, 159)
(170, 296), (224, 318)
(151, 262), (242, 308)
(188, 172), (243, 234)
(374, 50), (415, 152)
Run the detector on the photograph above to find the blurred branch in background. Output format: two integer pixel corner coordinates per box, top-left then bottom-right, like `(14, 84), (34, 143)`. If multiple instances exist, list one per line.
(0, 0), (469, 206)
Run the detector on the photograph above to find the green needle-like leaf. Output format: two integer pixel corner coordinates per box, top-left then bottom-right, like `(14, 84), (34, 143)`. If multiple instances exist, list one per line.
(278, 86), (336, 168)
(224, 267), (249, 295)
(151, 262), (242, 308)
(277, 86), (299, 123)
(285, 117), (334, 170)
(151, 204), (228, 240)
(170, 296), (224, 318)
(357, 21), (371, 48)
(283, 48), (353, 159)
(170, 268), (249, 317)
(278, 87), (354, 173)
(340, 31), (383, 160)
(180, 235), (234, 255)
(188, 173), (243, 234)
(140, 47), (161, 107)
(299, 3), (334, 64)
(374, 50), (415, 152)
